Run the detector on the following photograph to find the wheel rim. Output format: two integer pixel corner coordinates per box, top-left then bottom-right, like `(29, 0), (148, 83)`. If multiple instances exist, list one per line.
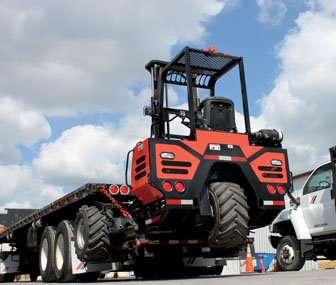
(40, 238), (49, 271)
(77, 218), (86, 249)
(55, 234), (65, 270)
(280, 244), (295, 265)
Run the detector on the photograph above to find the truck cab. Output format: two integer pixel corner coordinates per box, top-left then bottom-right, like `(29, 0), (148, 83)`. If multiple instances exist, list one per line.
(269, 146), (336, 271)
(300, 161), (336, 236)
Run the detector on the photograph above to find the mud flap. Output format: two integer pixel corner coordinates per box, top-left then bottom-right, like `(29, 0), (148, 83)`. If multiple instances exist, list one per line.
(70, 241), (112, 274)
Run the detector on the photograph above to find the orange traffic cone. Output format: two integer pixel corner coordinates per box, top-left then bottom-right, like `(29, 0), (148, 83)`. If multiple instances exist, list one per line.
(260, 256), (266, 273)
(245, 243), (254, 273)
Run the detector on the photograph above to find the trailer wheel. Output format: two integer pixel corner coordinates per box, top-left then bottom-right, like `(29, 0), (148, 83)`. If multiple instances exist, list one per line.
(207, 182), (249, 249)
(39, 226), (57, 282)
(276, 235), (305, 271)
(55, 220), (77, 282)
(74, 205), (112, 262)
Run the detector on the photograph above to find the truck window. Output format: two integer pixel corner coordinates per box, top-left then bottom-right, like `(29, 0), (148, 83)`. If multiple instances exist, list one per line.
(303, 163), (332, 195)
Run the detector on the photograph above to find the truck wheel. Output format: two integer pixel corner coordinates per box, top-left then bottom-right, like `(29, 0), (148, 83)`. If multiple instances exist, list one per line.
(39, 226), (57, 282)
(55, 220), (77, 282)
(276, 235), (305, 271)
(207, 182), (249, 249)
(74, 205), (112, 262)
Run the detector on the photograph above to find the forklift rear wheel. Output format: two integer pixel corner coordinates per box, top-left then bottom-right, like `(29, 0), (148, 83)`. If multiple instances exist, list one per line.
(207, 182), (249, 249)
(74, 205), (112, 262)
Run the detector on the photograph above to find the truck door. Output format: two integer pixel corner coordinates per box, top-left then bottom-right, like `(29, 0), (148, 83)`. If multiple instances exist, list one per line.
(300, 162), (336, 236)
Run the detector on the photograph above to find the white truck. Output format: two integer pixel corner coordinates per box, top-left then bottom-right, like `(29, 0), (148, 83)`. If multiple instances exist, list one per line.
(269, 146), (336, 271)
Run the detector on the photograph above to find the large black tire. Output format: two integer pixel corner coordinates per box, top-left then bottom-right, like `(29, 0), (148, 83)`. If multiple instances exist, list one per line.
(207, 182), (249, 249)
(74, 205), (112, 262)
(276, 235), (305, 271)
(55, 220), (77, 282)
(39, 226), (57, 282)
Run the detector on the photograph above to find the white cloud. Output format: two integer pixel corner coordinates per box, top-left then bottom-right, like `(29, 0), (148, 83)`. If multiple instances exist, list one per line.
(32, 122), (149, 188)
(255, 0), (336, 173)
(32, 87), (151, 188)
(0, 0), (225, 116)
(0, 165), (64, 208)
(256, 0), (287, 26)
(0, 96), (51, 163)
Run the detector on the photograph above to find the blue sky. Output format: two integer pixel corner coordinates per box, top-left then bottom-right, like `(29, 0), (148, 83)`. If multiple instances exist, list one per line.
(1, 0), (336, 208)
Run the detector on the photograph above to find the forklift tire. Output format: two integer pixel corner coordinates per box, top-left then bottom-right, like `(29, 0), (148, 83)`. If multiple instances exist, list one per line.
(207, 182), (249, 249)
(39, 226), (57, 282)
(55, 220), (77, 282)
(276, 235), (305, 271)
(74, 205), (112, 262)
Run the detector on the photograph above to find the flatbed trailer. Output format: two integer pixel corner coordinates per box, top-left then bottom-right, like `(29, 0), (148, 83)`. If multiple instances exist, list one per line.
(0, 183), (226, 282)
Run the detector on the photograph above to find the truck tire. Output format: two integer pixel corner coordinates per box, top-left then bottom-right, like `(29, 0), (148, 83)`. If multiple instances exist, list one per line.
(276, 235), (305, 271)
(74, 205), (112, 262)
(39, 226), (57, 282)
(207, 182), (249, 249)
(55, 220), (77, 282)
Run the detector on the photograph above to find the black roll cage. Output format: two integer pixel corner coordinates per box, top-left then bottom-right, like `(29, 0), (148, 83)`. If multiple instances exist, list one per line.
(145, 46), (251, 140)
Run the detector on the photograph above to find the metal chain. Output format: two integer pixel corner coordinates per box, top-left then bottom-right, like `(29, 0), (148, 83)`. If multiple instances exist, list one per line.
(99, 185), (138, 230)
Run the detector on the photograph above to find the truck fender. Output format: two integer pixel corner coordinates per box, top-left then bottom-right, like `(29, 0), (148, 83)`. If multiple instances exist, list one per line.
(290, 208), (311, 240)
(270, 208), (311, 240)
(269, 208), (292, 232)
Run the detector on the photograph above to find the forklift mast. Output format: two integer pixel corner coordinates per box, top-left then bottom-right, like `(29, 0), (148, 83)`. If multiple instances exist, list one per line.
(144, 46), (252, 140)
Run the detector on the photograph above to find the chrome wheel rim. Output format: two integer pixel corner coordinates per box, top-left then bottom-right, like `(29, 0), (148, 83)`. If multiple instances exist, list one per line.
(77, 218), (86, 249)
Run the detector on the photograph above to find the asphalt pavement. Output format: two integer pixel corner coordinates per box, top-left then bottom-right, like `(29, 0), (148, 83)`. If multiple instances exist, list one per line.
(16, 269), (336, 285)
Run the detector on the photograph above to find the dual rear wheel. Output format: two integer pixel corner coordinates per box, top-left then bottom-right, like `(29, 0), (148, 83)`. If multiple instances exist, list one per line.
(39, 220), (100, 283)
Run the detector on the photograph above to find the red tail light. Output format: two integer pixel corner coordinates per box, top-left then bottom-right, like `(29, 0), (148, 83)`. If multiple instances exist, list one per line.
(109, 185), (119, 195)
(277, 185), (285, 195)
(267, 185), (276, 194)
(175, 182), (185, 192)
(163, 181), (172, 192)
(120, 185), (130, 195)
